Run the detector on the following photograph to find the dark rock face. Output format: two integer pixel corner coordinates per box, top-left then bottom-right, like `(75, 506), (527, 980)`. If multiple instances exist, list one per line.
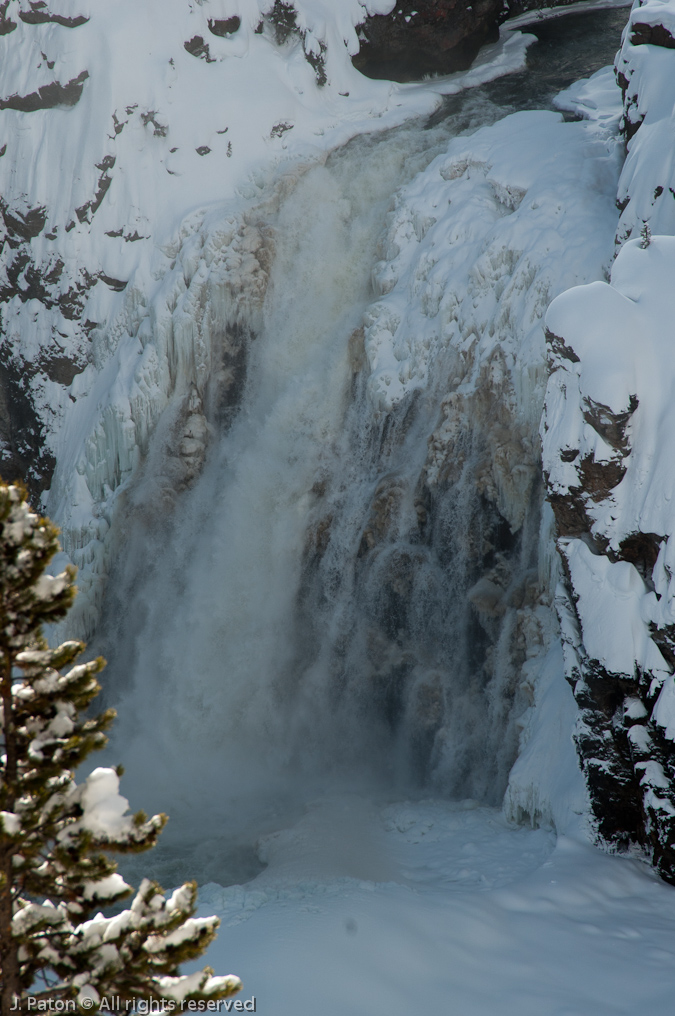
(0, 0), (16, 34)
(630, 22), (675, 48)
(560, 579), (675, 883)
(208, 17), (241, 37)
(539, 18), (675, 885)
(0, 352), (57, 500)
(0, 69), (88, 112)
(353, 0), (504, 81)
(543, 316), (675, 885)
(184, 35), (215, 62)
(18, 10), (88, 27)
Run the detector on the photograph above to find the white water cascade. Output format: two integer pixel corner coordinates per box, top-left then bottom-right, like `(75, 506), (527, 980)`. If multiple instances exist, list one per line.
(83, 20), (624, 887)
(100, 123), (463, 881)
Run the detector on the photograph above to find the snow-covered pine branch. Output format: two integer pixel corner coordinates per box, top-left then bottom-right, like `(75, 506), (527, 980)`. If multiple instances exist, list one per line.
(0, 482), (241, 1012)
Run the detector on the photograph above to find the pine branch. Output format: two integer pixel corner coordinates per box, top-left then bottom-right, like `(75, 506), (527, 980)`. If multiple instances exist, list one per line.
(0, 482), (242, 1011)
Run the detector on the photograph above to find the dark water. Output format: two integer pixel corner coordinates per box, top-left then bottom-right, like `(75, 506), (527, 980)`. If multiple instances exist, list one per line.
(492, 6), (629, 104)
(428, 5), (630, 129)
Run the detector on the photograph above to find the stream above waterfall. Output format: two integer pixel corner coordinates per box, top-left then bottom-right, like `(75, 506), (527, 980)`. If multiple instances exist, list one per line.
(94, 5), (628, 891)
(427, 4), (630, 129)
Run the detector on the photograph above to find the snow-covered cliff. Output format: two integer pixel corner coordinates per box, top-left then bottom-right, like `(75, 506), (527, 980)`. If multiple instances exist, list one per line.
(542, 0), (675, 881)
(0, 0), (398, 494)
(615, 0), (675, 242)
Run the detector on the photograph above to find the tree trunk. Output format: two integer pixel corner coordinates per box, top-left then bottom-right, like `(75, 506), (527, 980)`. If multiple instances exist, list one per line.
(0, 649), (20, 1014)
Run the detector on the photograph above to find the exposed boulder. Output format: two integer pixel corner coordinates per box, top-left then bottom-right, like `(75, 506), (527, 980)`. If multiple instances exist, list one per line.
(208, 17), (241, 38)
(18, 9), (88, 27)
(352, 0), (504, 81)
(0, 354), (56, 498)
(0, 0), (16, 34)
(630, 21), (675, 47)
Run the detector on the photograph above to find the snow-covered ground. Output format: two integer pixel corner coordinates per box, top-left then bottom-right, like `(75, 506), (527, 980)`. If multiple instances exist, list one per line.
(193, 795), (675, 1016)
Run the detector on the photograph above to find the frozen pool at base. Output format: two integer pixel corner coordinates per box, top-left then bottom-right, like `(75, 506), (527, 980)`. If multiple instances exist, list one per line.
(192, 795), (675, 1016)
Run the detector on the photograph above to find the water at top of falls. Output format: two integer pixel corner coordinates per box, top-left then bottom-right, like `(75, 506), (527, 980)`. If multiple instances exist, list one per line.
(427, 6), (630, 129)
(98, 7), (627, 889)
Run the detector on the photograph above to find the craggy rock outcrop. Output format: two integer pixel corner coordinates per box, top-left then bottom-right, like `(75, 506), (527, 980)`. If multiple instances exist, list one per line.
(352, 0), (595, 81)
(615, 0), (675, 243)
(0, 7), (92, 500)
(0, 68), (88, 111)
(352, 0), (503, 81)
(542, 236), (675, 883)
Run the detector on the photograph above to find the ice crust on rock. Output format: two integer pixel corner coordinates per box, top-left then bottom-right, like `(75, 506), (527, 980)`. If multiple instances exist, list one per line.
(544, 237), (675, 594)
(365, 107), (621, 528)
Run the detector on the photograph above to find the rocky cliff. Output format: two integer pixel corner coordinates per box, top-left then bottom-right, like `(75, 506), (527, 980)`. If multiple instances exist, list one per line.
(542, 1), (675, 882)
(614, 0), (675, 243)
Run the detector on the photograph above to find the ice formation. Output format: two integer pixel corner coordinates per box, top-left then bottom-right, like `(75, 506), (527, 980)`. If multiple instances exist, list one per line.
(71, 64), (622, 860)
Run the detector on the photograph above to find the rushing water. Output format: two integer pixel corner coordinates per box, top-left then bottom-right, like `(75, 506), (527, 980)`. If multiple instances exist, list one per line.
(428, 6), (629, 129)
(99, 7), (628, 888)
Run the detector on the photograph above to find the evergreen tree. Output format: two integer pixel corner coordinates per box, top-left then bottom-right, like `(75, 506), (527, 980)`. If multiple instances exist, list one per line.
(0, 482), (241, 1012)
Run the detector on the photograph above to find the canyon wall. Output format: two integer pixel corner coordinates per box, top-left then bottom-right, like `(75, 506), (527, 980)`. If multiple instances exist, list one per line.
(542, 0), (675, 881)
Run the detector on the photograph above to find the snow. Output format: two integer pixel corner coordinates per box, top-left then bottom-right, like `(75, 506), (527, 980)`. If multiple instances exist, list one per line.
(561, 539), (670, 679)
(191, 795), (675, 1016)
(363, 102), (622, 433)
(614, 0), (675, 242)
(82, 872), (130, 902)
(0, 810), (21, 835)
(554, 64), (623, 127)
(504, 640), (589, 833)
(65, 766), (154, 843)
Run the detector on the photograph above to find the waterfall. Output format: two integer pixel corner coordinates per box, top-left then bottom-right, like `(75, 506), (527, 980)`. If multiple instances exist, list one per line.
(44, 14), (621, 887)
(97, 123), (463, 876)
(86, 88), (620, 890)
